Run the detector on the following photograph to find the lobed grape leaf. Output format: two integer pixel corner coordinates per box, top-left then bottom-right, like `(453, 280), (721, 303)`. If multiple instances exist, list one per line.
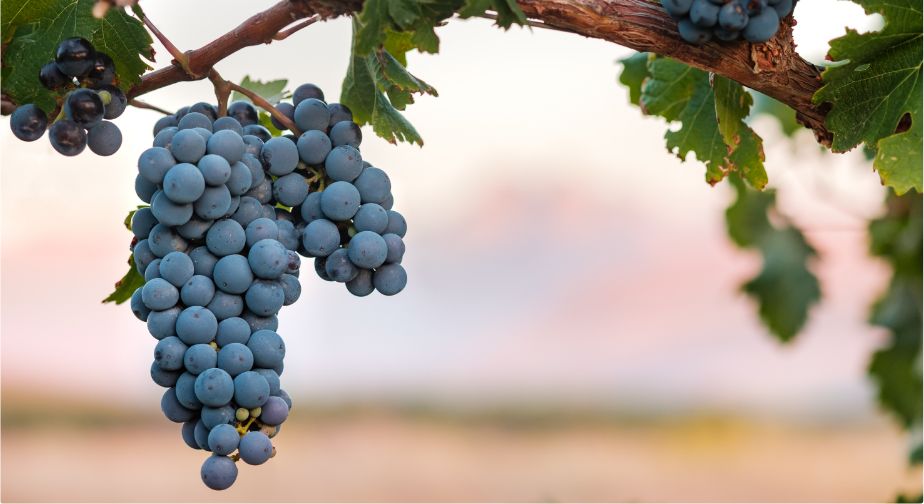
(812, 0), (922, 194)
(725, 175), (821, 342)
(617, 52), (650, 106)
(1, 0), (153, 112)
(102, 261), (144, 304)
(637, 57), (767, 189)
(231, 76), (288, 105)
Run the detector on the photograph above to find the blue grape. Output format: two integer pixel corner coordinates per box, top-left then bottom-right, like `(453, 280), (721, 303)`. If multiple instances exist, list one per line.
(176, 372), (203, 409)
(87, 121), (122, 156)
(238, 431), (273, 465)
(207, 129), (245, 164)
(293, 98), (330, 131)
(152, 191), (193, 226)
(374, 263), (407, 295)
(213, 254), (254, 294)
(242, 124), (271, 142)
(270, 102), (296, 130)
(245, 178), (272, 204)
(193, 419), (210, 449)
(296, 130), (332, 165)
(154, 336), (188, 371)
(678, 19), (712, 43)
(232, 197), (263, 228)
(227, 101), (257, 126)
(148, 223), (188, 257)
(327, 103), (353, 126)
(85, 52), (116, 87)
(248, 239), (288, 279)
(206, 219), (246, 256)
(64, 89), (104, 127)
(241, 312), (278, 333)
(177, 217), (214, 241)
(151, 361), (181, 387)
(198, 154), (232, 186)
(719, 1), (748, 29)
(194, 367), (235, 406)
(184, 344), (218, 374)
(138, 147), (176, 184)
(325, 248), (357, 282)
(279, 274), (301, 305)
(153, 115), (179, 137)
(276, 220), (299, 251)
(208, 424), (240, 455)
(324, 145), (363, 182)
(260, 396), (289, 425)
(170, 129), (207, 163)
(277, 390), (293, 409)
(161, 388), (196, 422)
(743, 7), (779, 42)
(272, 173), (309, 207)
(135, 174), (157, 203)
(348, 231), (388, 269)
(382, 233), (405, 263)
(320, 181), (361, 221)
(226, 161), (253, 197)
(147, 307), (181, 340)
(182, 275), (216, 307)
(159, 251), (195, 287)
(145, 259), (162, 282)
(385, 210), (407, 237)
(133, 239), (155, 275)
(242, 135), (264, 157)
(300, 192), (324, 223)
(293, 83), (325, 105)
(182, 421), (200, 449)
(207, 291), (244, 321)
(245, 218), (279, 248)
(662, 0), (693, 16)
(195, 185), (233, 220)
(329, 121), (362, 148)
(216, 317), (251, 346)
(353, 204), (389, 234)
(49, 120), (87, 156)
(99, 85), (127, 119)
(201, 405), (235, 429)
(217, 342), (253, 377)
(176, 306), (219, 345)
(354, 167), (392, 205)
(131, 287), (150, 321)
(39, 62), (70, 91)
(190, 103), (218, 121)
(254, 369), (281, 396)
(241, 153), (265, 188)
(201, 455), (238, 490)
(213, 116), (243, 135)
(772, 0), (793, 17)
(10, 104), (48, 141)
(142, 277), (180, 311)
(55, 38), (96, 76)
(346, 268), (374, 297)
(261, 137), (300, 176)
(190, 246), (219, 276)
(132, 208), (157, 240)
(302, 219), (340, 257)
(247, 330), (285, 368)
(233, 371), (271, 408)
(690, 0), (719, 27)
(178, 112), (213, 131)
(245, 280), (285, 316)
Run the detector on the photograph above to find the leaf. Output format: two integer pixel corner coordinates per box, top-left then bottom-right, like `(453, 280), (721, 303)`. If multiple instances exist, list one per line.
(258, 111), (284, 137)
(1, 0), (153, 112)
(812, 0), (922, 193)
(617, 52), (650, 106)
(102, 261), (144, 304)
(640, 58), (767, 189)
(458, 0), (527, 28)
(230, 75), (288, 105)
(725, 175), (821, 342)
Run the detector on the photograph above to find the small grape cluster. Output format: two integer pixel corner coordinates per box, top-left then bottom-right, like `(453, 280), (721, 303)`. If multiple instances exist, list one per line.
(661, 0), (795, 44)
(132, 83), (407, 490)
(9, 37), (127, 156)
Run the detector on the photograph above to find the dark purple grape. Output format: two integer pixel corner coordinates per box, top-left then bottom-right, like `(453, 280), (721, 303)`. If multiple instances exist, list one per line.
(327, 103), (353, 127)
(270, 102), (295, 130)
(190, 102), (219, 121)
(10, 104), (48, 141)
(227, 101), (258, 126)
(64, 88), (104, 127)
(96, 84), (128, 119)
(292, 83), (325, 105)
(55, 37), (96, 77)
(242, 124), (271, 142)
(38, 62), (72, 91)
(84, 51), (115, 87)
(49, 120), (87, 156)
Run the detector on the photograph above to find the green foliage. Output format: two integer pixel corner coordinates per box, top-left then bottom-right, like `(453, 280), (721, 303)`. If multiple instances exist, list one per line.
(231, 76), (288, 105)
(867, 193), (922, 428)
(101, 262), (144, 304)
(343, 0), (524, 144)
(620, 55), (767, 189)
(1, 0), (153, 112)
(725, 175), (821, 341)
(813, 0), (922, 194)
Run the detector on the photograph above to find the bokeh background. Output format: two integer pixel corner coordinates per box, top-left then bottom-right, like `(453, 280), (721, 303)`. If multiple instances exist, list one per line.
(1, 1), (920, 501)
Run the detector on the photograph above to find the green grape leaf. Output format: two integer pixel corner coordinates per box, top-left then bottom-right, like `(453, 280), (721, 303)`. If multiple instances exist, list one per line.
(812, 0), (922, 193)
(102, 261), (144, 304)
(640, 57), (767, 189)
(2, 0), (153, 112)
(230, 76), (288, 105)
(458, 0), (527, 28)
(258, 111), (284, 137)
(725, 175), (821, 342)
(617, 52), (650, 106)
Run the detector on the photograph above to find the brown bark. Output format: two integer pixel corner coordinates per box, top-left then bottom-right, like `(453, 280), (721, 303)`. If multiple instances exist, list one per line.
(127, 0), (830, 143)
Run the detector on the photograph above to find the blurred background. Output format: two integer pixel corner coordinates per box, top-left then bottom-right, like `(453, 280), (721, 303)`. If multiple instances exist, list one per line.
(2, 0), (921, 501)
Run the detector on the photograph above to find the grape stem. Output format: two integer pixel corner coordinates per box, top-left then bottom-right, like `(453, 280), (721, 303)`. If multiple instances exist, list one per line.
(208, 69), (303, 135)
(128, 99), (172, 115)
(273, 15), (320, 41)
(131, 4), (198, 78)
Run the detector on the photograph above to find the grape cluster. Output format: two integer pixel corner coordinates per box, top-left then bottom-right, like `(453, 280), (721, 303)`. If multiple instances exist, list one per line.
(661, 0), (795, 44)
(131, 83), (407, 490)
(9, 37), (126, 156)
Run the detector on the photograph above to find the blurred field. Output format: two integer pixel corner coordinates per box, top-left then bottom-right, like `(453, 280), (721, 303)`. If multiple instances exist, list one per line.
(2, 396), (919, 502)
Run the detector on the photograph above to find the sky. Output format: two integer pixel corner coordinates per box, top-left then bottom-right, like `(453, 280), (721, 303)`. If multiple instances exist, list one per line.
(0, 0), (894, 421)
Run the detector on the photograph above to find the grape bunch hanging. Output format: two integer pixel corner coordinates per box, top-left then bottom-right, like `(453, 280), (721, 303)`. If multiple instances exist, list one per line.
(131, 83), (407, 490)
(9, 38), (127, 156)
(661, 0), (796, 44)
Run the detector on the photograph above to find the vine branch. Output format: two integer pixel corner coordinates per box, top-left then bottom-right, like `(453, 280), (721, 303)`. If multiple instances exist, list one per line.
(127, 0), (830, 143)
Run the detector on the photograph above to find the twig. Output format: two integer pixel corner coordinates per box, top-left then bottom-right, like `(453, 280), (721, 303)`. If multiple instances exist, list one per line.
(207, 70), (232, 117)
(208, 69), (302, 135)
(131, 4), (196, 77)
(129, 99), (172, 115)
(273, 15), (320, 41)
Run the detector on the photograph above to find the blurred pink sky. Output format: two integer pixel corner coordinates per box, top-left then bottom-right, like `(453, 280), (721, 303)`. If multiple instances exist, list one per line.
(0, 1), (897, 425)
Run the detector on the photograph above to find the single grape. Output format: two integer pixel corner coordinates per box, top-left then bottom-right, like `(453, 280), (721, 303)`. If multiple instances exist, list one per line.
(136, 174), (157, 203)
(148, 223), (189, 258)
(300, 192), (324, 223)
(207, 129), (245, 164)
(254, 369), (282, 396)
(176, 306), (219, 345)
(245, 218), (280, 248)
(260, 396), (289, 425)
(184, 343), (218, 375)
(719, 1), (749, 30)
(84, 51), (115, 87)
(327, 103), (353, 126)
(347, 231), (388, 269)
(270, 102), (296, 130)
(242, 124), (272, 142)
(10, 104), (48, 141)
(346, 268), (375, 297)
(226, 161), (253, 196)
(131, 287), (151, 321)
(178, 217), (215, 241)
(163, 163), (206, 203)
(151, 361), (182, 388)
(242, 311), (279, 333)
(244, 280), (285, 316)
(213, 116), (243, 135)
(142, 277), (180, 311)
(49, 120), (87, 156)
(195, 185), (233, 220)
(277, 221), (300, 252)
(325, 248), (357, 282)
(159, 251), (195, 287)
(227, 101), (258, 126)
(245, 178), (272, 204)
(151, 191), (193, 227)
(138, 147), (176, 184)
(145, 259), (163, 282)
(87, 121), (122, 156)
(742, 7), (779, 42)
(208, 424), (240, 456)
(772, 0), (794, 17)
(177, 111), (213, 132)
(320, 181), (361, 221)
(189, 102), (219, 121)
(171, 129), (207, 163)
(293, 83), (325, 105)
(216, 317), (251, 347)
(55, 37), (96, 77)
(373, 263), (407, 296)
(277, 389), (293, 409)
(194, 367), (235, 407)
(247, 330), (286, 368)
(200, 455), (238, 491)
(294, 98), (330, 132)
(690, 0), (720, 27)
(64, 88), (104, 127)
(181, 421), (199, 450)
(206, 219), (246, 257)
(207, 291), (244, 321)
(217, 342), (254, 377)
(279, 273), (301, 305)
(161, 387), (196, 423)
(272, 173), (309, 207)
(201, 405), (235, 429)
(353, 167), (392, 205)
(296, 130), (332, 165)
(233, 371), (271, 409)
(242, 135), (264, 157)
(353, 204), (389, 234)
(182, 275), (216, 307)
(382, 233), (405, 263)
(329, 121), (362, 148)
(147, 307), (181, 340)
(232, 196), (263, 228)
(153, 115), (179, 136)
(133, 239), (155, 274)
(302, 219), (341, 257)
(39, 62), (71, 91)
(190, 246), (219, 276)
(261, 137), (300, 176)
(154, 336), (188, 371)
(97, 85), (128, 119)
(385, 210), (407, 237)
(176, 372), (204, 409)
(241, 153), (265, 188)
(324, 145), (363, 182)
(213, 254), (254, 294)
